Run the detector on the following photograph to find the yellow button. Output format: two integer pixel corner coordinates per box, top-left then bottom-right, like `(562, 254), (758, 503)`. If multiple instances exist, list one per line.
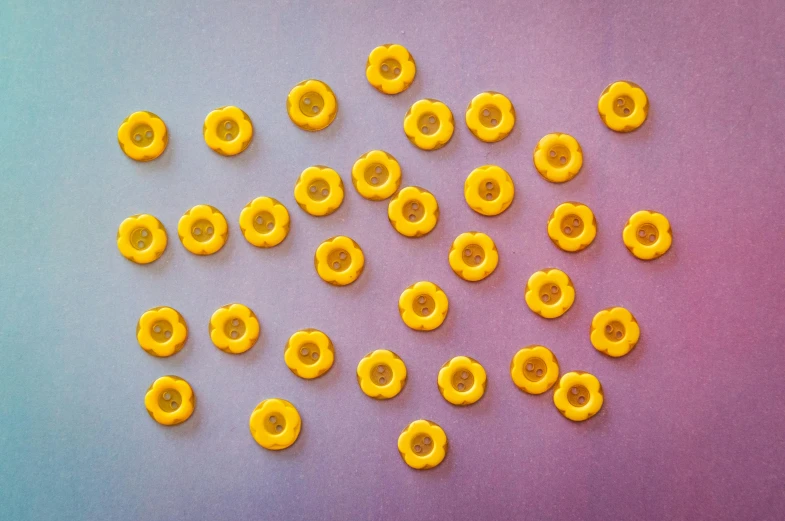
(203, 106), (253, 156)
(287, 79), (338, 131)
(144, 375), (195, 426)
(510, 346), (559, 395)
(448, 232), (499, 282)
(553, 372), (604, 422)
(357, 349), (407, 400)
(284, 329), (335, 379)
(249, 398), (301, 450)
(388, 186), (439, 237)
(622, 210), (672, 260)
(465, 92), (515, 143)
(137, 307), (188, 358)
(117, 213), (167, 264)
(524, 268), (575, 319)
(397, 419), (448, 470)
(118, 111), (168, 161)
(314, 236), (365, 286)
(464, 165), (514, 216)
(598, 81), (649, 132)
(238, 196), (290, 248)
(437, 356), (487, 406)
(294, 166), (344, 216)
(351, 150), (402, 201)
(403, 99), (454, 150)
(533, 133), (583, 183)
(399, 281), (448, 331)
(177, 205), (229, 255)
(590, 307), (640, 358)
(209, 303), (260, 354)
(547, 202), (597, 252)
(366, 44), (416, 95)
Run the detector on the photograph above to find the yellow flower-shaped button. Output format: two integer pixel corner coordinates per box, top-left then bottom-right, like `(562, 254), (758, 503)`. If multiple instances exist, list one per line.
(118, 111), (168, 161)
(314, 236), (365, 286)
(137, 306), (188, 358)
(357, 349), (407, 400)
(177, 205), (229, 255)
(598, 81), (649, 132)
(203, 106), (253, 156)
(284, 329), (335, 379)
(464, 165), (514, 216)
(144, 375), (195, 426)
(553, 372), (604, 422)
(249, 398), (301, 450)
(590, 307), (640, 358)
(403, 99), (454, 150)
(366, 44), (416, 95)
(351, 150), (402, 201)
(547, 202), (597, 252)
(399, 281), (448, 331)
(533, 133), (583, 183)
(524, 268), (575, 319)
(287, 79), (338, 131)
(209, 303), (260, 354)
(437, 356), (487, 406)
(465, 92), (515, 143)
(622, 210), (672, 260)
(238, 196), (290, 248)
(388, 186), (439, 237)
(117, 214), (167, 264)
(397, 419), (448, 470)
(294, 166), (344, 216)
(510, 345), (559, 395)
(448, 232), (499, 282)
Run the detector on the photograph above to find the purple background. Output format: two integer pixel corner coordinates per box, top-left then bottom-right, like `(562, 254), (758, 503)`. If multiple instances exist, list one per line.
(1, 0), (784, 520)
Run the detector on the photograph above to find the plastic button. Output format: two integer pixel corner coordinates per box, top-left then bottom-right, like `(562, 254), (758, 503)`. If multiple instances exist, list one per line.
(177, 205), (228, 255)
(314, 236), (365, 286)
(622, 210), (672, 260)
(203, 106), (253, 156)
(465, 92), (515, 143)
(118, 111), (168, 161)
(351, 150), (402, 201)
(448, 232), (499, 282)
(524, 268), (575, 319)
(510, 345), (559, 395)
(437, 356), (487, 406)
(238, 196), (290, 248)
(590, 307), (640, 358)
(388, 186), (439, 237)
(399, 281), (449, 331)
(137, 306), (188, 358)
(357, 349), (407, 400)
(547, 202), (597, 252)
(287, 79), (338, 131)
(117, 213), (167, 264)
(366, 44), (416, 95)
(533, 133), (583, 183)
(464, 165), (514, 216)
(397, 419), (448, 470)
(403, 99), (454, 150)
(249, 398), (301, 450)
(598, 81), (649, 132)
(294, 166), (344, 216)
(144, 375), (195, 426)
(284, 329), (335, 379)
(209, 303), (260, 354)
(553, 372), (604, 422)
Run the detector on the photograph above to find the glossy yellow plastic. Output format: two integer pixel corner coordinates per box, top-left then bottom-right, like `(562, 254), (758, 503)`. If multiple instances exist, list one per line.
(622, 210), (672, 260)
(388, 186), (439, 237)
(287, 79), (338, 131)
(118, 111), (168, 161)
(533, 133), (583, 183)
(294, 166), (344, 216)
(144, 375), (195, 426)
(366, 44), (416, 95)
(553, 372), (604, 422)
(249, 398), (301, 450)
(137, 306), (188, 358)
(448, 232), (499, 282)
(314, 236), (365, 286)
(397, 419), (448, 470)
(403, 99), (454, 150)
(590, 307), (640, 358)
(465, 92), (515, 142)
(238, 196), (290, 248)
(117, 214), (167, 264)
(598, 81), (649, 132)
(524, 268), (575, 319)
(547, 202), (597, 252)
(177, 205), (229, 255)
(399, 281), (449, 331)
(209, 303), (260, 354)
(284, 329), (335, 379)
(437, 356), (487, 406)
(464, 165), (514, 216)
(356, 349), (407, 399)
(203, 106), (253, 156)
(510, 345), (559, 395)
(351, 150), (402, 201)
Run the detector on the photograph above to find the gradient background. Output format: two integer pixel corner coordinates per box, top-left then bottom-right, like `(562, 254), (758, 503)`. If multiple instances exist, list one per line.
(1, 0), (784, 519)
